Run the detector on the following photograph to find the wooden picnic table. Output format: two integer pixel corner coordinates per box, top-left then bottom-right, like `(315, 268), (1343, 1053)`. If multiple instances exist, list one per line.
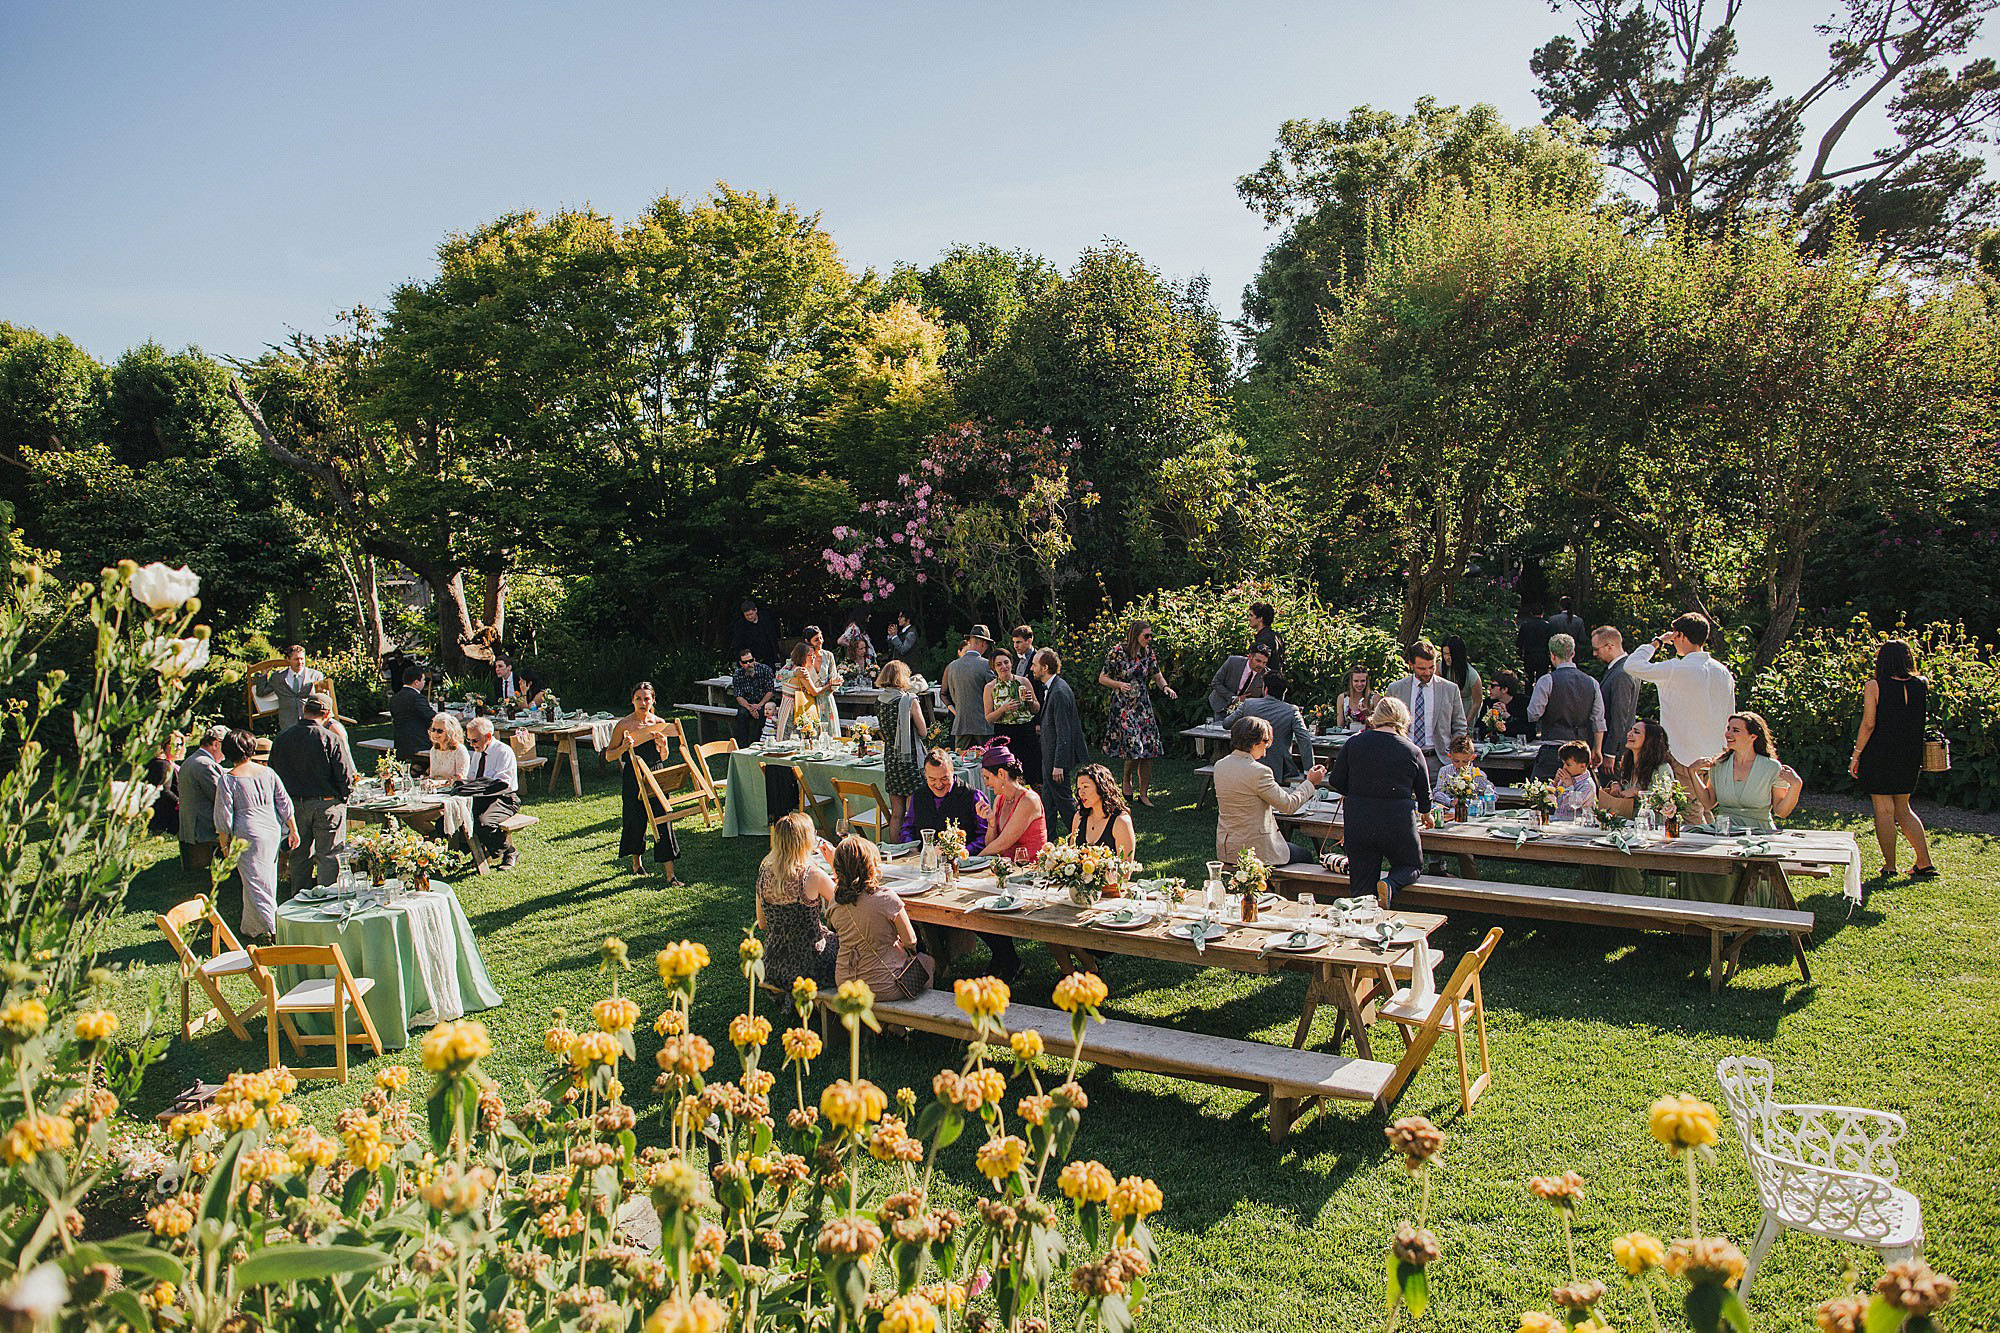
(440, 708), (615, 797)
(1180, 722), (1540, 778)
(1279, 810), (1859, 983)
(889, 861), (1446, 1071)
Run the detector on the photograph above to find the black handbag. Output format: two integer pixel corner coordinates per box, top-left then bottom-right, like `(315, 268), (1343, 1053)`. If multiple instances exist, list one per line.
(450, 778), (509, 799)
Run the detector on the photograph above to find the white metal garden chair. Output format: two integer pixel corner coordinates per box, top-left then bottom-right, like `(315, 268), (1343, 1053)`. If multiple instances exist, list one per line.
(1715, 1055), (1924, 1300)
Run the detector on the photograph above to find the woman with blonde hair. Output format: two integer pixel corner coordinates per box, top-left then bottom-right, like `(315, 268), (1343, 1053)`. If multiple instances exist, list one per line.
(874, 660), (928, 836)
(827, 835), (933, 999)
(756, 811), (837, 989)
(423, 711), (471, 784)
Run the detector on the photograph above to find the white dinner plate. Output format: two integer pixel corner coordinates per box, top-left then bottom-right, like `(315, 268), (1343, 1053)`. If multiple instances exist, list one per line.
(1334, 922), (1421, 946)
(1090, 907), (1156, 931)
(1485, 826), (1546, 841)
(1266, 930), (1328, 953)
(972, 895), (1027, 913)
(1166, 920), (1228, 943)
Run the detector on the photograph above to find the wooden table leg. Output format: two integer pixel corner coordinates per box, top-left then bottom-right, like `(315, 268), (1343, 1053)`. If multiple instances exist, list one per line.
(549, 735), (581, 797)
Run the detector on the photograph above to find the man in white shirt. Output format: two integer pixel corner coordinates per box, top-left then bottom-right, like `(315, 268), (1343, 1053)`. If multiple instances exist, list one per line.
(1623, 612), (1737, 779)
(463, 717), (523, 868)
(1383, 640), (1467, 777)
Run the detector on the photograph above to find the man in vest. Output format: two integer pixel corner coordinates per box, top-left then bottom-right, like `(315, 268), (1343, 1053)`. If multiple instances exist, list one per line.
(1527, 632), (1606, 779)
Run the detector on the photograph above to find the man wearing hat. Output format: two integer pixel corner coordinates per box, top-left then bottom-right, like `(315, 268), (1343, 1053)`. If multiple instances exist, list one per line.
(942, 625), (997, 749)
(268, 694), (357, 895)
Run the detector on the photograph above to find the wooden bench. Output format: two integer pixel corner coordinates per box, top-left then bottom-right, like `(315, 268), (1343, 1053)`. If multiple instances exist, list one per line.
(1271, 863), (1812, 992)
(1193, 764), (1216, 809)
(357, 738), (395, 756)
(866, 989), (1411, 1141)
(675, 703), (739, 743)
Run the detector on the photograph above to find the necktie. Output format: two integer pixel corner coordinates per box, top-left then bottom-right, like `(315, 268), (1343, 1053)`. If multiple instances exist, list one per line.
(1413, 685), (1428, 752)
(1239, 662), (1252, 692)
(474, 747), (487, 780)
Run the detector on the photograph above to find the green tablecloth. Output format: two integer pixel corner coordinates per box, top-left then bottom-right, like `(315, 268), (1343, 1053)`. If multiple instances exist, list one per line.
(722, 748), (892, 837)
(274, 883), (502, 1049)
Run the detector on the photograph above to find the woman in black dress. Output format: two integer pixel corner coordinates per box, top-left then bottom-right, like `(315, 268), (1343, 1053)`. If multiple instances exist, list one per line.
(1070, 764), (1137, 859)
(1328, 696), (1431, 900)
(605, 681), (683, 886)
(1849, 639), (1936, 879)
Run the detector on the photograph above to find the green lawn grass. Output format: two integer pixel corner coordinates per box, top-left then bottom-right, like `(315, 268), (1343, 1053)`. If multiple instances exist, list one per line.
(102, 749), (1999, 1330)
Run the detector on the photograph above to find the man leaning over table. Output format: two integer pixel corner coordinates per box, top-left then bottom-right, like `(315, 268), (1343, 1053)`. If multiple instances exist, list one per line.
(1225, 672), (1314, 784)
(1622, 611), (1737, 784)
(1384, 640), (1466, 779)
(177, 724), (228, 870)
(268, 694), (356, 894)
(1206, 644), (1269, 719)
(391, 665), (438, 772)
(464, 717), (523, 869)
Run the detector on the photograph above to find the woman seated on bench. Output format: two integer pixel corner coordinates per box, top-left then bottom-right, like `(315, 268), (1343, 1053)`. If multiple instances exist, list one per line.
(828, 836), (935, 1000)
(1585, 719), (1674, 897)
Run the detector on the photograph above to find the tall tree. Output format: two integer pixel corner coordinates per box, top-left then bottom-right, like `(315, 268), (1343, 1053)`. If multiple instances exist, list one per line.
(1235, 99), (1604, 372)
(1532, 0), (2000, 268)
(883, 244), (1060, 376)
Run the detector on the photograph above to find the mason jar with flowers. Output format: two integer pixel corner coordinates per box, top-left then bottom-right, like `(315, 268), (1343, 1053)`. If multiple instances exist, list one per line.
(1520, 778), (1559, 826)
(1645, 780), (1697, 839)
(1228, 848), (1270, 923)
(1439, 765), (1488, 823)
(935, 819), (968, 885)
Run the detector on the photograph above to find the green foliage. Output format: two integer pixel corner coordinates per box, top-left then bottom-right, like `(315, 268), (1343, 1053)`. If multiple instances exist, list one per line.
(885, 242), (1062, 375)
(816, 300), (958, 499)
(1748, 616), (2000, 810)
(1235, 98), (1604, 371)
(1055, 581), (1402, 738)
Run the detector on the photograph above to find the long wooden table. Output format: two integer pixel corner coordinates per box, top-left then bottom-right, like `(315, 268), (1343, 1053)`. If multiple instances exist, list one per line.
(888, 864), (1444, 1066)
(1180, 722), (1540, 779)
(1280, 810), (1858, 982)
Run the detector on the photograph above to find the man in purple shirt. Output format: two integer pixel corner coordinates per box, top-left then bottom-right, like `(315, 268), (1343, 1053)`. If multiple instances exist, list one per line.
(900, 750), (988, 851)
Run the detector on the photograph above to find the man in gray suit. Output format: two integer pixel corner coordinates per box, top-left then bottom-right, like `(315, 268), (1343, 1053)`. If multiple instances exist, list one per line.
(1527, 632), (1607, 778)
(1206, 645), (1269, 718)
(1225, 673), (1313, 783)
(1384, 640), (1468, 777)
(267, 644), (327, 731)
(942, 626), (997, 747)
(1031, 648), (1089, 834)
(1592, 625), (1639, 776)
(177, 725), (228, 870)
(268, 696), (358, 893)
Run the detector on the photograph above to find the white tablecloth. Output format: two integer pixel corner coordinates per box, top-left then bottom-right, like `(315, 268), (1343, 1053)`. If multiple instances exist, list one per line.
(392, 889), (465, 1026)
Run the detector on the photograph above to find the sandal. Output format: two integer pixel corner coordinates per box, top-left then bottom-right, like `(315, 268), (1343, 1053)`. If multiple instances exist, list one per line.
(1910, 865), (1939, 880)
(662, 876), (687, 888)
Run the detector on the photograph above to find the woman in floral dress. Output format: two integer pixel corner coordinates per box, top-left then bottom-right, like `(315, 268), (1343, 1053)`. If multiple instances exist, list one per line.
(874, 660), (928, 838)
(1096, 620), (1177, 807)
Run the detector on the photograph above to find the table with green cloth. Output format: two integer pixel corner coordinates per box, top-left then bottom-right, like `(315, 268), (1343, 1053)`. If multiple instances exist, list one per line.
(721, 745), (986, 837)
(273, 883), (502, 1049)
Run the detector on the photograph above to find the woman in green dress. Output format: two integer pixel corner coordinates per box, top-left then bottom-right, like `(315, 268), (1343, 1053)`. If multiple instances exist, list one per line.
(1681, 711), (1803, 904)
(1582, 719), (1676, 896)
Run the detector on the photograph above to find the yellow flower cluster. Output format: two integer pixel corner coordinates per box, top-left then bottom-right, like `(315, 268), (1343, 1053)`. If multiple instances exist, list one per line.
(831, 978), (875, 1016)
(954, 976), (1010, 1021)
(1666, 1236), (1746, 1288)
(1612, 1232), (1665, 1276)
(421, 1163), (497, 1215)
(145, 1200), (193, 1239)
(568, 1030), (622, 1073)
(1648, 1095), (1720, 1153)
(0, 1112), (74, 1164)
(1016, 1094), (1052, 1126)
(819, 1078), (887, 1134)
(594, 996), (641, 1034)
(915, 1281), (967, 1313)
(656, 941), (710, 984)
(0, 998), (49, 1040)
(1059, 1159), (1115, 1204)
(976, 1135), (1027, 1180)
(167, 1110), (211, 1142)
(141, 1282), (176, 1313)
(781, 1027), (822, 1062)
(644, 1293), (727, 1333)
(543, 1023), (578, 1055)
(1052, 971), (1108, 1014)
(1108, 1175), (1163, 1222)
(238, 1147), (291, 1183)
(421, 1019), (491, 1073)
(653, 1009), (686, 1037)
(375, 1066), (410, 1093)
(1517, 1315), (1566, 1333)
(1529, 1171), (1587, 1206)
(342, 1115), (391, 1171)
(72, 1009), (118, 1042)
(1009, 1030), (1044, 1060)
(791, 976), (819, 1011)
(867, 1117), (924, 1164)
(287, 1128), (339, 1172)
(728, 1013), (772, 1049)
(932, 1067), (1006, 1113)
(655, 1034), (715, 1080)
(879, 1294), (938, 1333)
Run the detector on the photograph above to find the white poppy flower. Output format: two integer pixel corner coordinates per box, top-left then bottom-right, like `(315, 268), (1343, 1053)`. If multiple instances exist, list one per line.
(152, 636), (211, 679)
(1, 1263), (67, 1321)
(127, 562), (200, 613)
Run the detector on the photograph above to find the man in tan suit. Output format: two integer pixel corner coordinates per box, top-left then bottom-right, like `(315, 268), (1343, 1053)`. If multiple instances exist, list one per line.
(1214, 714), (1327, 867)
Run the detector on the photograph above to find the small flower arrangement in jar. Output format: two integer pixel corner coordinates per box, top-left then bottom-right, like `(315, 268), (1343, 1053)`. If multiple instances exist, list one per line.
(1228, 849), (1270, 921)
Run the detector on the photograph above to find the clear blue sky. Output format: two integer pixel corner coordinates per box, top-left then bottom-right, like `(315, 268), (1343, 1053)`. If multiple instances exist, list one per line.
(0, 0), (1924, 361)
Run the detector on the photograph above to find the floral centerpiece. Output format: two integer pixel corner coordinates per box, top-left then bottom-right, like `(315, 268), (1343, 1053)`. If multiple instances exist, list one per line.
(1034, 838), (1142, 905)
(1228, 848), (1270, 921)
(1439, 765), (1489, 820)
(792, 700), (822, 742)
(372, 751), (410, 791)
(350, 822), (465, 888)
(1520, 778), (1559, 824)
(924, 717), (951, 748)
(1645, 780), (1698, 837)
(850, 717), (875, 757)
(935, 818), (968, 882)
(1305, 702), (1341, 734)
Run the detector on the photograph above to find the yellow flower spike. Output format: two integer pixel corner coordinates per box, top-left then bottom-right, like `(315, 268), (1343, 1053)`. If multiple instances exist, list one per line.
(1052, 971), (1108, 1015)
(374, 1066), (410, 1093)
(1058, 1159), (1115, 1204)
(420, 1019), (490, 1074)
(954, 976), (1010, 1021)
(879, 1293), (938, 1333)
(644, 1293), (727, 1333)
(818, 1079), (886, 1134)
(655, 941), (710, 986)
(1612, 1232), (1666, 1277)
(0, 1113), (74, 1165)
(72, 1010), (118, 1043)
(1009, 1029), (1044, 1061)
(975, 1135), (1027, 1181)
(1517, 1316), (1566, 1333)
(1648, 1094), (1721, 1152)
(781, 1027), (822, 1063)
(0, 998), (49, 1041)
(1107, 1175), (1163, 1221)
(831, 979), (875, 1016)
(593, 996), (641, 1034)
(727, 1013), (772, 1049)
(790, 975), (818, 1016)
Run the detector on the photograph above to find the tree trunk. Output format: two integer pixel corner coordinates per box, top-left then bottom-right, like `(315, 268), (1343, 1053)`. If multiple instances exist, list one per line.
(481, 564), (508, 644)
(360, 556), (389, 662)
(414, 565), (478, 673)
(1753, 545), (1808, 675)
(1571, 538), (1593, 627)
(331, 546), (368, 657)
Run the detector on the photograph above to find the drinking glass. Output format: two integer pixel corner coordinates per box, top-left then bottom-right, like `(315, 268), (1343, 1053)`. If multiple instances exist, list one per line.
(920, 829), (938, 874)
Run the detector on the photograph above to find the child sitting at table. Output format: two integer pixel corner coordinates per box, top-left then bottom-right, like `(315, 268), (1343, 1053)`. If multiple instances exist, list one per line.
(1440, 734), (1496, 802)
(1553, 741), (1598, 820)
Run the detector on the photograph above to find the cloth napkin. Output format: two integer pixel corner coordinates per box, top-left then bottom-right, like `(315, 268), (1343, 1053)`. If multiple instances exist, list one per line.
(1600, 828), (1648, 856)
(1406, 936), (1436, 1007)
(1191, 913), (1213, 955)
(438, 794), (473, 840)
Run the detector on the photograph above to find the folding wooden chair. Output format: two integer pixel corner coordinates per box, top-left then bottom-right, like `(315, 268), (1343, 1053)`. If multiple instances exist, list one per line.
(631, 744), (717, 835)
(694, 739), (738, 806)
(508, 730), (548, 785)
(790, 763), (840, 833)
(1376, 926), (1502, 1115)
(831, 777), (891, 840)
(156, 899), (266, 1042)
(247, 943), (384, 1083)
